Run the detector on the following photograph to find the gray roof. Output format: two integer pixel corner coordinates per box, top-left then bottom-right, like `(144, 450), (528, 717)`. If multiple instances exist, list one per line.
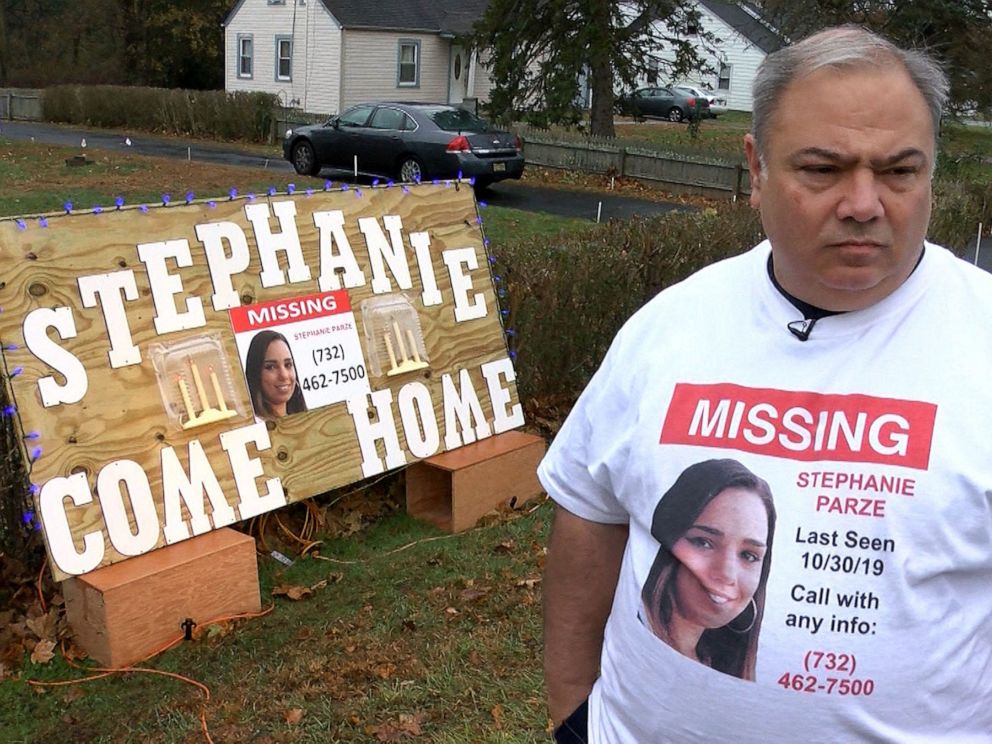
(318, 0), (489, 35)
(698, 0), (785, 54)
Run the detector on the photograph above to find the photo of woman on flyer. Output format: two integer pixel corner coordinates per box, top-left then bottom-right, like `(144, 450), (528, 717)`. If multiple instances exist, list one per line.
(244, 330), (308, 419)
(641, 458), (776, 680)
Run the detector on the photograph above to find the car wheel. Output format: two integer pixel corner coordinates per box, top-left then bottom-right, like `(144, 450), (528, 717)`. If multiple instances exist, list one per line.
(667, 107), (684, 123)
(291, 140), (319, 176)
(398, 156), (424, 183)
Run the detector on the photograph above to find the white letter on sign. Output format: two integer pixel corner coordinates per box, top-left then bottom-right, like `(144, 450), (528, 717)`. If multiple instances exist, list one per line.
(97, 460), (161, 557)
(77, 270), (141, 367)
(40, 472), (105, 575)
(359, 215), (413, 294)
(314, 209), (366, 290)
(136, 238), (207, 334)
(195, 221), (252, 311)
(220, 421), (286, 520)
(442, 368), (491, 449)
(481, 358), (524, 432)
(22, 307), (88, 407)
(443, 247), (487, 322)
(398, 382), (440, 458)
(245, 201), (312, 288)
(161, 439), (237, 544)
(346, 389), (407, 477)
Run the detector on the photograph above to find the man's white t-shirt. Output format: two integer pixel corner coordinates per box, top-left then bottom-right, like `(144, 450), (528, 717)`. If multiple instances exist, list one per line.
(539, 241), (992, 742)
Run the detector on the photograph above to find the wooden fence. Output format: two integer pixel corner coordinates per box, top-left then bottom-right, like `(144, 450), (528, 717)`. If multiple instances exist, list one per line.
(520, 131), (751, 199)
(0, 89), (43, 121)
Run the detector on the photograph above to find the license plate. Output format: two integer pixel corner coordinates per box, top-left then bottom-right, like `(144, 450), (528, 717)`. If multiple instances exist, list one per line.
(493, 162), (506, 172)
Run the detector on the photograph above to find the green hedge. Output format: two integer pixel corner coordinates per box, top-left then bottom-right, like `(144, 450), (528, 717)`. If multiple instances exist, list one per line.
(498, 179), (992, 408)
(42, 85), (279, 143)
(495, 205), (764, 404)
(930, 178), (992, 251)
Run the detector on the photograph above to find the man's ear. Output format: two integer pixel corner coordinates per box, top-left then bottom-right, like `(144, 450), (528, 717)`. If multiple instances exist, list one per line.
(743, 133), (762, 208)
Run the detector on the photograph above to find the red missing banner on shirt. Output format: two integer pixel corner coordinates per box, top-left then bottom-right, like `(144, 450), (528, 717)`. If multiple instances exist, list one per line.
(229, 290), (352, 333)
(660, 383), (936, 469)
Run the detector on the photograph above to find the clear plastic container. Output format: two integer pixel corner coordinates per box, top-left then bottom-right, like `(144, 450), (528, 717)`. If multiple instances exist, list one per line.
(149, 333), (244, 430)
(360, 294), (430, 377)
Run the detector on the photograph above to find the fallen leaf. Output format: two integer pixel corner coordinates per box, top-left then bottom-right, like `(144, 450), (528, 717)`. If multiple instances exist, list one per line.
(30, 639), (56, 665)
(272, 584), (312, 601)
(62, 642), (88, 662)
(459, 587), (488, 603)
(284, 707), (305, 724)
(397, 712), (424, 734)
(493, 539), (516, 554)
(516, 577), (541, 589)
(490, 704), (504, 727)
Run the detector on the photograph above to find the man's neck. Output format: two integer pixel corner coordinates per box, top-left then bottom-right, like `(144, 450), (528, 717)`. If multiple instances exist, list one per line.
(766, 256), (842, 320)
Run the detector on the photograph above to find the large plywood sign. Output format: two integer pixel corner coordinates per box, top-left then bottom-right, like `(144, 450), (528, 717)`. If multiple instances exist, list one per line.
(0, 184), (522, 581)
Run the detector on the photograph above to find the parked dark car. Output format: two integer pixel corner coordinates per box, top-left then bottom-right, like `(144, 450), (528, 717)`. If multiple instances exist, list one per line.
(283, 102), (525, 186)
(616, 86), (710, 122)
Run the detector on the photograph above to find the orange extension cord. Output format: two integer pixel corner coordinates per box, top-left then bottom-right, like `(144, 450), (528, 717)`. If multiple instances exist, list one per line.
(27, 557), (274, 744)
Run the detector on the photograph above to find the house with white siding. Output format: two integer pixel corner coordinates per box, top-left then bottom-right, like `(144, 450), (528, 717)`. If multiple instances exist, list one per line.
(222, 0), (493, 116)
(641, 0), (784, 112)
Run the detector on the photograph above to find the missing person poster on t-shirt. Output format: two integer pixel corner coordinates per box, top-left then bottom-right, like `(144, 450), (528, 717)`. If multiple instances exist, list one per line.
(231, 290), (370, 420)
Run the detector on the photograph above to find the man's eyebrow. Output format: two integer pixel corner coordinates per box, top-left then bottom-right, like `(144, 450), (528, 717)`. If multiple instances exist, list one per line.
(870, 148), (928, 168)
(789, 147), (851, 163)
(788, 147), (928, 168)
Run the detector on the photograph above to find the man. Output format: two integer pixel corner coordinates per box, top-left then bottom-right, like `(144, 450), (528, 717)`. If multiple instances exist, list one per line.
(539, 25), (992, 742)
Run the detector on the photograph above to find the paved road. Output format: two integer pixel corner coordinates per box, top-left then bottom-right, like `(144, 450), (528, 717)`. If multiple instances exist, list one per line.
(0, 120), (688, 221)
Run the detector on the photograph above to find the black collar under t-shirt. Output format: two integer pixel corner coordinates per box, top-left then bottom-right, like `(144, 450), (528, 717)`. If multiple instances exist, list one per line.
(766, 248), (926, 341)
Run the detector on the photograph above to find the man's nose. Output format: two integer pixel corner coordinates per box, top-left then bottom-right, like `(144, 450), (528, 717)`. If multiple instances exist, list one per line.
(837, 169), (884, 222)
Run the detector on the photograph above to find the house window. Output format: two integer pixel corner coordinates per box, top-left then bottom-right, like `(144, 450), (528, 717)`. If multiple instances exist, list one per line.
(397, 40), (420, 87)
(718, 63), (731, 91)
(238, 35), (253, 78)
(276, 36), (292, 81)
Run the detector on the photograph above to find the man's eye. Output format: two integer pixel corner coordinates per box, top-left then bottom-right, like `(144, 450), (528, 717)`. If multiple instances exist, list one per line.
(885, 167), (918, 177)
(801, 165), (835, 174)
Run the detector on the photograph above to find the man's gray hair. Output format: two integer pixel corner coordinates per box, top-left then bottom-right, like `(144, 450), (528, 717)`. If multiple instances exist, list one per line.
(751, 25), (949, 158)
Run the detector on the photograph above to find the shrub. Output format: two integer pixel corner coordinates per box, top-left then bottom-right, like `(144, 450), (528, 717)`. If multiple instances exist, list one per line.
(495, 205), (763, 404)
(931, 178), (992, 253)
(41, 86), (279, 143)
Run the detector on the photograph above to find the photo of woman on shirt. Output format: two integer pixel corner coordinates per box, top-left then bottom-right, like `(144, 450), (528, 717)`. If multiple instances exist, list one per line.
(641, 458), (776, 680)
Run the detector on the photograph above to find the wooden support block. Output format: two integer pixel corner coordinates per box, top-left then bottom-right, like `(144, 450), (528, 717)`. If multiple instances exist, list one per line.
(63, 528), (260, 668)
(406, 430), (546, 532)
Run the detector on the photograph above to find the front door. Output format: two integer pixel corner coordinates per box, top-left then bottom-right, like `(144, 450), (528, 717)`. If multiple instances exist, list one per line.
(448, 45), (470, 105)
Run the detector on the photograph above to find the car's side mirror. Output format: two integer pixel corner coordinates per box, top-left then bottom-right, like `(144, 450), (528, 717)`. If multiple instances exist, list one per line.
(327, 117), (339, 128)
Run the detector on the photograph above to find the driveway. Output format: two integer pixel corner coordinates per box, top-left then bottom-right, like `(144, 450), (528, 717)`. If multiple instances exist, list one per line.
(0, 120), (689, 222)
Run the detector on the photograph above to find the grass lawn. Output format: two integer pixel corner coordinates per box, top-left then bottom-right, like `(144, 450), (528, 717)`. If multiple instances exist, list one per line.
(0, 136), (583, 742)
(0, 137), (592, 248)
(2, 504), (552, 742)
